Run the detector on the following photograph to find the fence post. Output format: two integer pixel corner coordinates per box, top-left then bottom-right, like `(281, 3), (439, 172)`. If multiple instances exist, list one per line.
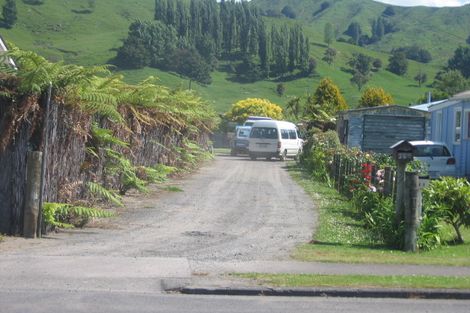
(23, 151), (42, 238)
(336, 155), (342, 191)
(404, 171), (420, 252)
(384, 167), (392, 197)
(395, 161), (406, 225)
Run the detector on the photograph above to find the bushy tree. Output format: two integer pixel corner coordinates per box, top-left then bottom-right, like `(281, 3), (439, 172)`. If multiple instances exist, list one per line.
(2, 0), (17, 28)
(358, 87), (394, 107)
(382, 6), (395, 17)
(345, 22), (362, 45)
(308, 77), (347, 114)
(423, 177), (470, 243)
(324, 22), (335, 46)
(348, 53), (373, 75)
(225, 98), (283, 124)
(281, 5), (297, 19)
(322, 47), (337, 65)
(350, 72), (369, 90)
(387, 50), (408, 76)
(448, 46), (470, 78)
(276, 83), (285, 97)
(414, 71), (427, 87)
(394, 46), (432, 63)
(433, 70), (470, 97)
(172, 48), (212, 86)
(372, 58), (382, 71)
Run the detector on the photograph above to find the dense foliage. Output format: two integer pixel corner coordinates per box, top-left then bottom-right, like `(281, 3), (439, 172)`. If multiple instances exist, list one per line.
(1, 47), (218, 231)
(358, 87), (394, 107)
(116, 0), (311, 83)
(423, 178), (470, 243)
(2, 0), (17, 28)
(299, 130), (469, 251)
(393, 46), (432, 64)
(225, 97), (283, 124)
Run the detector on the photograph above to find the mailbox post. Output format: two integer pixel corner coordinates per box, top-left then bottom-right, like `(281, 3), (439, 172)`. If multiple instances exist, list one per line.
(390, 140), (420, 252)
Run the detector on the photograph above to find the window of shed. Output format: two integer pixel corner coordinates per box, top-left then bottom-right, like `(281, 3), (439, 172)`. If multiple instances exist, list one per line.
(454, 110), (462, 144)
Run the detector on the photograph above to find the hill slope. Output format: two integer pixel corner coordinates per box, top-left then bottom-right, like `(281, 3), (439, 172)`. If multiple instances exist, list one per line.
(253, 0), (470, 63)
(0, 0), (464, 112)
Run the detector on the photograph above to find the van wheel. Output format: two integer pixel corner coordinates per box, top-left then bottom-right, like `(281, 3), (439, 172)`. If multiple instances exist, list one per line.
(280, 150), (287, 161)
(250, 153), (257, 160)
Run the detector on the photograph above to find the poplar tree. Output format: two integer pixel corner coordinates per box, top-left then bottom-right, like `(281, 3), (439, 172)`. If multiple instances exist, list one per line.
(2, 0), (17, 28)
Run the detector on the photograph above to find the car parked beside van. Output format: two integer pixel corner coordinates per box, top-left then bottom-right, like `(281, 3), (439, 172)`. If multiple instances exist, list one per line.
(230, 126), (251, 156)
(248, 120), (302, 161)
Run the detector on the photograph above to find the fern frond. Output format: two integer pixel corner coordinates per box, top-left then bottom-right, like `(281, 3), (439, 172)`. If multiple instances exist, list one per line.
(86, 182), (123, 206)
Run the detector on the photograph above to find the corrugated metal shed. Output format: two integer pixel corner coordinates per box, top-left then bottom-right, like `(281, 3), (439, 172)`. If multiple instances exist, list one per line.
(337, 105), (431, 153)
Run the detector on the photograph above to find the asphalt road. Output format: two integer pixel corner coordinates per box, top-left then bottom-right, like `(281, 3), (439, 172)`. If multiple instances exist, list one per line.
(2, 291), (469, 313)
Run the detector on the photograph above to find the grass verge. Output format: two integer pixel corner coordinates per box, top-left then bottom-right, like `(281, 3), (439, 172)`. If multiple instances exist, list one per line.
(287, 163), (470, 267)
(234, 273), (470, 290)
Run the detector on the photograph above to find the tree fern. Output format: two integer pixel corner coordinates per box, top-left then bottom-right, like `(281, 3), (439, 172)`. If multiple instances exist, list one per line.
(91, 123), (128, 148)
(86, 181), (123, 206)
(43, 202), (115, 228)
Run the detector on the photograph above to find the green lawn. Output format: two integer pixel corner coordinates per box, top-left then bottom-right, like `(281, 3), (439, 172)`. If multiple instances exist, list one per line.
(288, 164), (470, 267)
(235, 273), (470, 290)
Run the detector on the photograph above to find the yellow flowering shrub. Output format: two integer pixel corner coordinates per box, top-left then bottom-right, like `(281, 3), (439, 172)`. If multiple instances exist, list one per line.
(225, 98), (283, 124)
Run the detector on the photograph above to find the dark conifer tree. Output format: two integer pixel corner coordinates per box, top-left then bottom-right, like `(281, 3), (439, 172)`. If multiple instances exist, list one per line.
(2, 0), (17, 29)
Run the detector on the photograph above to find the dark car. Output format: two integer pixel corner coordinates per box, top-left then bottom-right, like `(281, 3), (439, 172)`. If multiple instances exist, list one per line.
(230, 126), (251, 156)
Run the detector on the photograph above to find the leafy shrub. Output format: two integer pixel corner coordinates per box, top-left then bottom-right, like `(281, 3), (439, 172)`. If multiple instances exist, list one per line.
(352, 189), (403, 248)
(225, 98), (283, 124)
(43, 202), (114, 228)
(281, 5), (297, 19)
(300, 130), (341, 185)
(418, 212), (444, 250)
(423, 177), (470, 243)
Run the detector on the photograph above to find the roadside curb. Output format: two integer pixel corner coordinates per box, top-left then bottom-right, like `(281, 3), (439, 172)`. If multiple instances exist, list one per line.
(177, 286), (470, 300)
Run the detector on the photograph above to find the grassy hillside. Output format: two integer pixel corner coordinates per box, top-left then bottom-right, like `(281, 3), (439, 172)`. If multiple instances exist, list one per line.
(0, 0), (461, 112)
(253, 0), (470, 63)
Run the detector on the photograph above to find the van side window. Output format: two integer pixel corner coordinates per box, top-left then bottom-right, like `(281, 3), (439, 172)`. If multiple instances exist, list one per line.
(281, 129), (289, 139)
(288, 129), (297, 139)
(250, 127), (278, 139)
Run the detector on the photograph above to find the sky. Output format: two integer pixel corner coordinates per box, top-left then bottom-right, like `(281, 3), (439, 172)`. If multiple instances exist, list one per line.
(374, 0), (470, 6)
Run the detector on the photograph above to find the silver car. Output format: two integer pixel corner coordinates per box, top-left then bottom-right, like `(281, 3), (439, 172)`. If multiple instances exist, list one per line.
(409, 141), (457, 179)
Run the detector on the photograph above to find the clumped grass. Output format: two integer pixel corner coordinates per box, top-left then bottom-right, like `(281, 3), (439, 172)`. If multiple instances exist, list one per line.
(235, 273), (470, 290)
(162, 186), (184, 192)
(287, 164), (470, 266)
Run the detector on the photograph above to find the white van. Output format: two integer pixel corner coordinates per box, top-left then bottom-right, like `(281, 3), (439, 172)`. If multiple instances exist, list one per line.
(248, 120), (302, 160)
(243, 116), (272, 127)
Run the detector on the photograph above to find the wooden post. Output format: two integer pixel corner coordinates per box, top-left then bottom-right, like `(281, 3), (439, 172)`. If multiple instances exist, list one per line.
(384, 166), (392, 197)
(23, 151), (42, 238)
(404, 171), (420, 252)
(395, 161), (407, 225)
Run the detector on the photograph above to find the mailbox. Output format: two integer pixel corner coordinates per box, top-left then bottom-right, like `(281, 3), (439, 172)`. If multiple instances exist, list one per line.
(390, 140), (415, 162)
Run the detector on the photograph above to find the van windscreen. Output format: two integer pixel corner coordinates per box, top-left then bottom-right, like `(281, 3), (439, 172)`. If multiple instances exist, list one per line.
(250, 127), (278, 139)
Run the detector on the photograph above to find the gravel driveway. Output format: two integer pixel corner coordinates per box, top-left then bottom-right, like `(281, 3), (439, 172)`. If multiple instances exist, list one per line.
(1, 154), (317, 262)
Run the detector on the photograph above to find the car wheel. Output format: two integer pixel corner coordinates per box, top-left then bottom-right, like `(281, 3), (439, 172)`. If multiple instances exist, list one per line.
(250, 153), (256, 160)
(280, 150), (287, 161)
(266, 157), (272, 161)
(230, 149), (237, 156)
